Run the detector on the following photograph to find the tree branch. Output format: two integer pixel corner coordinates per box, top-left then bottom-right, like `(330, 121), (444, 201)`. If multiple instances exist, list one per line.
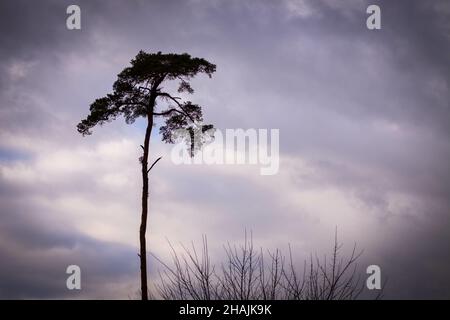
(147, 156), (162, 173)
(158, 92), (182, 107)
(157, 92), (195, 122)
(153, 108), (183, 116)
(139, 86), (151, 92)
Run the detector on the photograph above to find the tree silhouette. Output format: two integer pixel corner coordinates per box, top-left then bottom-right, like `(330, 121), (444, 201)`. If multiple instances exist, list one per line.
(77, 51), (216, 300)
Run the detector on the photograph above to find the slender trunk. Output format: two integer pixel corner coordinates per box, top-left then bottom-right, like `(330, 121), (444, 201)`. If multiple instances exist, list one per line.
(140, 112), (153, 300)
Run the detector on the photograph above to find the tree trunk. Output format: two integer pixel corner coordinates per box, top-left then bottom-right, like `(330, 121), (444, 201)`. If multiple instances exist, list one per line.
(140, 112), (153, 300)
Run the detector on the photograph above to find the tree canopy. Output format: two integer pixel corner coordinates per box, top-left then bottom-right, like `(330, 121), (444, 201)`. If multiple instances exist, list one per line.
(77, 51), (216, 148)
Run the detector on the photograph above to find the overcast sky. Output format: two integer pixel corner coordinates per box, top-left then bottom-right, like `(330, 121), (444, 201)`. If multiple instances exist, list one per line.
(0, 0), (449, 299)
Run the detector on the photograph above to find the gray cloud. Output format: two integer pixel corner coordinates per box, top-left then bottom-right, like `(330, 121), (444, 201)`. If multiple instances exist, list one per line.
(0, 204), (139, 299)
(0, 0), (449, 299)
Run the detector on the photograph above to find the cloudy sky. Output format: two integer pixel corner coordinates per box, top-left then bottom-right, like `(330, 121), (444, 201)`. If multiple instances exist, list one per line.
(0, 0), (449, 299)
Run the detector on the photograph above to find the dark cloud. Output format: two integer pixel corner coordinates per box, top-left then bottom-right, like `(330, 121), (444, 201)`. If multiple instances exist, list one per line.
(0, 0), (449, 299)
(0, 207), (139, 299)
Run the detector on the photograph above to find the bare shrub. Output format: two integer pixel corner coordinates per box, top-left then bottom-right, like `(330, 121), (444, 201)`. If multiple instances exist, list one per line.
(150, 231), (379, 300)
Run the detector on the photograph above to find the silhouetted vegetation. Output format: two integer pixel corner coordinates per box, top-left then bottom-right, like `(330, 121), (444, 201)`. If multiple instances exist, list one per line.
(151, 232), (378, 300)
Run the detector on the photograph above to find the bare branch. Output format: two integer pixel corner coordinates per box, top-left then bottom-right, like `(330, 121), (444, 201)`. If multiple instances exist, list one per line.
(151, 233), (376, 300)
(153, 108), (185, 117)
(147, 156), (162, 173)
(157, 92), (196, 122)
